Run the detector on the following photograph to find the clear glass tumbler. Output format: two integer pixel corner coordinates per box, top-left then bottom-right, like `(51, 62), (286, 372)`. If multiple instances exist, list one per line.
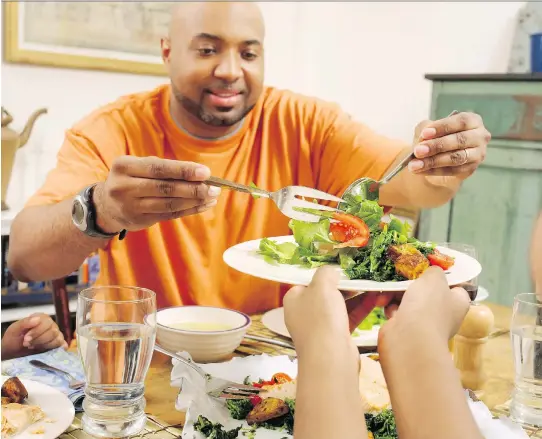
(510, 293), (542, 427)
(76, 286), (157, 438)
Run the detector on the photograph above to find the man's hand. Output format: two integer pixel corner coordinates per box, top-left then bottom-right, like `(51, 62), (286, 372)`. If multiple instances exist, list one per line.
(1, 313), (68, 360)
(94, 156), (221, 233)
(408, 112), (491, 181)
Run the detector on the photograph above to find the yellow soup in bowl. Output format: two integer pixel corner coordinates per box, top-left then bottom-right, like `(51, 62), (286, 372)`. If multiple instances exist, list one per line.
(167, 322), (234, 332)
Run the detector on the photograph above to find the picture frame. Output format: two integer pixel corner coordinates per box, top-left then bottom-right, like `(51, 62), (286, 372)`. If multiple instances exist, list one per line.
(3, 2), (170, 76)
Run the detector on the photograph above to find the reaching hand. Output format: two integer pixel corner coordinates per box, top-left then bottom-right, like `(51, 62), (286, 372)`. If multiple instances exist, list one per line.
(283, 266), (358, 359)
(1, 313), (68, 360)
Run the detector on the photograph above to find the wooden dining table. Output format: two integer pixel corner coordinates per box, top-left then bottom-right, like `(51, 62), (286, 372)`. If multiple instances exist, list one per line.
(60, 302), (542, 439)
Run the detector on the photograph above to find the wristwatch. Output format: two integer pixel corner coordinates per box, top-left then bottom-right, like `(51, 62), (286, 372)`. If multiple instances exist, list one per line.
(72, 184), (126, 240)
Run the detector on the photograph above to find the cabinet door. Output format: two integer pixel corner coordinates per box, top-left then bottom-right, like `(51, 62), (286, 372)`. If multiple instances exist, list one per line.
(419, 82), (542, 306)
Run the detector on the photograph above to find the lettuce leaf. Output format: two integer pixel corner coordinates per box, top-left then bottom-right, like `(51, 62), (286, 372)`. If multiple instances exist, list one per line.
(357, 307), (386, 331)
(387, 214), (412, 238)
(258, 238), (298, 264)
(341, 195), (384, 232)
(288, 218), (335, 249)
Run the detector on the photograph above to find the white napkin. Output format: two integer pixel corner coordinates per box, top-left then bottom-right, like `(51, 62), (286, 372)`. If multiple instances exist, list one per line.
(466, 392), (530, 439)
(171, 353), (298, 438)
(170, 353), (529, 439)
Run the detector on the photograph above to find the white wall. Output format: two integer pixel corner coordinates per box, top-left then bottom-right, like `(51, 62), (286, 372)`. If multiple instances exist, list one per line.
(1, 2), (525, 213)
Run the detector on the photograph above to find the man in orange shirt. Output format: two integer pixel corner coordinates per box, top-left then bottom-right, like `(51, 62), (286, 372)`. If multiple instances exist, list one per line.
(8, 3), (490, 313)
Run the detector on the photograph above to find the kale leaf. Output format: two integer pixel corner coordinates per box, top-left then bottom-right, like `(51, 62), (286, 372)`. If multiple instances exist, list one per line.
(194, 415), (241, 439)
(226, 399), (253, 420)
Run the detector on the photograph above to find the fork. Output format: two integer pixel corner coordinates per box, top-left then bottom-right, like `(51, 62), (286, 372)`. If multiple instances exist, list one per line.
(154, 344), (261, 400)
(205, 176), (343, 223)
(340, 110), (460, 206)
(29, 360), (85, 390)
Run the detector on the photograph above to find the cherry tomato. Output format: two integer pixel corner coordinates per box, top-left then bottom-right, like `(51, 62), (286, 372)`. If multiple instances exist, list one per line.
(330, 212), (370, 248)
(272, 373), (292, 384)
(427, 250), (455, 270)
(250, 396), (262, 406)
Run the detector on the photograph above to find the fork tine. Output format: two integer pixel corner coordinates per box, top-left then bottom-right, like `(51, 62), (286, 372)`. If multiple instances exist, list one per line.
(224, 388), (260, 396)
(291, 198), (340, 212)
(290, 186), (344, 203)
(225, 383), (261, 391)
(281, 208), (322, 223)
(216, 394), (252, 400)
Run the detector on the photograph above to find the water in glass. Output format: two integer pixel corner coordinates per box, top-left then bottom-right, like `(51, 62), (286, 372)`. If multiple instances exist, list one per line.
(510, 293), (542, 427)
(77, 286), (156, 438)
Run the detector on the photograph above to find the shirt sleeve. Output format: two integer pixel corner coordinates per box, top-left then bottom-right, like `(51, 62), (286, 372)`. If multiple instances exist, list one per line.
(25, 115), (126, 207)
(309, 103), (408, 198)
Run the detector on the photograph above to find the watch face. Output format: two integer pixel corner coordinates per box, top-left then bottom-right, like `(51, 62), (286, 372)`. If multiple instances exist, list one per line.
(72, 200), (85, 225)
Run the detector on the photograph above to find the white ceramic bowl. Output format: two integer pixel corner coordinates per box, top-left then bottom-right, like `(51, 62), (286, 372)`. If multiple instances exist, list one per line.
(155, 306), (251, 363)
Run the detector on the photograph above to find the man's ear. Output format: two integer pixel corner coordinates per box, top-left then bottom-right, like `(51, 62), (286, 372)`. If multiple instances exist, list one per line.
(161, 37), (171, 67)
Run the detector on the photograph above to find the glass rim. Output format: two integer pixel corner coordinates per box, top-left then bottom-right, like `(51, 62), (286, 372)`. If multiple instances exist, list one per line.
(79, 285), (156, 304)
(514, 293), (542, 307)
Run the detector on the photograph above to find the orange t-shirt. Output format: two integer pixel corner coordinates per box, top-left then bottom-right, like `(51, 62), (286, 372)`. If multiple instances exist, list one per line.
(27, 85), (405, 313)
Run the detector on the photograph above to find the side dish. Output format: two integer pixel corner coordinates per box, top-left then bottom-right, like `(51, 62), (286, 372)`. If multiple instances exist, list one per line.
(1, 378), (46, 438)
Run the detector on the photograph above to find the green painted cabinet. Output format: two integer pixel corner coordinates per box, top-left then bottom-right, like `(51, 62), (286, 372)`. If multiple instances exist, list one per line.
(419, 74), (542, 307)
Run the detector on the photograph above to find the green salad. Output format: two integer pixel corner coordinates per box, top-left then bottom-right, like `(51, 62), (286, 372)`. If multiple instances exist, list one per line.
(258, 193), (450, 283)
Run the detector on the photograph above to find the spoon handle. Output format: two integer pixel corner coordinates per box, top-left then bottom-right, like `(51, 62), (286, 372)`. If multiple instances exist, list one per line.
(380, 152), (415, 185)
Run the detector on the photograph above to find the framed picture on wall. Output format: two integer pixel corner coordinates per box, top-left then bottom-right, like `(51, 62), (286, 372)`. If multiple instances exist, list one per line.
(3, 2), (171, 76)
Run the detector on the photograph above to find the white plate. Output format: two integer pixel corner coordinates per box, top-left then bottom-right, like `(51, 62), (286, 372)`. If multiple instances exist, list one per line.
(1, 375), (75, 439)
(262, 286), (490, 348)
(224, 236), (483, 292)
(262, 307), (381, 347)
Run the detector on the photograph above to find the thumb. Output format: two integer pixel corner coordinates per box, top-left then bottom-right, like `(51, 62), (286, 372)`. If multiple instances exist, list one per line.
(309, 266), (340, 291)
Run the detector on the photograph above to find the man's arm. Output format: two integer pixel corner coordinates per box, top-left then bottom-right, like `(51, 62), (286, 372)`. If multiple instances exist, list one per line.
(311, 110), (460, 209)
(311, 103), (488, 210)
(7, 119), (120, 282)
(8, 198), (108, 282)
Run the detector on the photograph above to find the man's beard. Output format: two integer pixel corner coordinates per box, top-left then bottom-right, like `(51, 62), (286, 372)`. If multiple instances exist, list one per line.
(173, 87), (254, 128)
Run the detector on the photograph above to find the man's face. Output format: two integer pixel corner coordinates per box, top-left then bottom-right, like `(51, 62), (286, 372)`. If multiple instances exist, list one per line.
(162, 3), (265, 128)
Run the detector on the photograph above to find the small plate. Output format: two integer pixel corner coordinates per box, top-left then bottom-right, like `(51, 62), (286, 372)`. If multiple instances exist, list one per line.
(224, 236), (482, 292)
(262, 307), (381, 348)
(0, 375), (75, 439)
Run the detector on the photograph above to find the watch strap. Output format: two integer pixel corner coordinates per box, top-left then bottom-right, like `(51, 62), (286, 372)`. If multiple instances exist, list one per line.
(82, 184), (123, 239)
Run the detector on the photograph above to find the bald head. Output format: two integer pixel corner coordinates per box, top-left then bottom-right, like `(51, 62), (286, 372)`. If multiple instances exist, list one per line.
(161, 2), (266, 135)
(169, 2), (265, 41)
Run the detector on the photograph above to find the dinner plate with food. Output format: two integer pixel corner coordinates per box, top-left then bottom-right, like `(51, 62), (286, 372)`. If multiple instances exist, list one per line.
(173, 353), (526, 439)
(223, 195), (482, 292)
(1, 376), (74, 439)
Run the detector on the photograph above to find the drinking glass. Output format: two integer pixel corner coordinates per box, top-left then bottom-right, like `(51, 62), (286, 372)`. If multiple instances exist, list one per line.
(436, 242), (479, 354)
(76, 286), (157, 438)
(510, 293), (542, 427)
